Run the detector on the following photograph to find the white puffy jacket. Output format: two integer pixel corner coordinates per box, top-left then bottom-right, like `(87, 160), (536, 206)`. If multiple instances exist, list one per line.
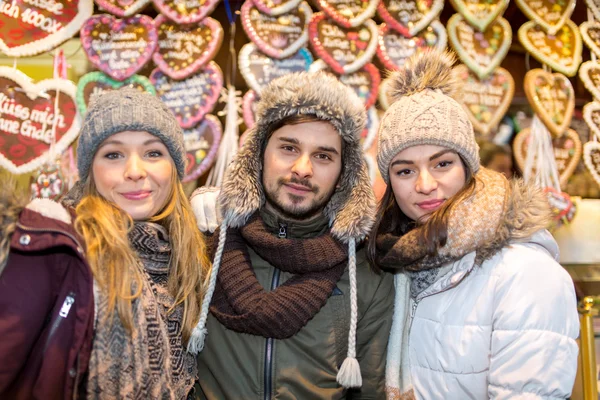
(405, 230), (579, 399)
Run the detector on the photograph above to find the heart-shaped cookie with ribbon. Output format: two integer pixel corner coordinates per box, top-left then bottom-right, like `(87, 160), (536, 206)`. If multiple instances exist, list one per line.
(583, 140), (600, 188)
(242, 90), (259, 129)
(80, 14), (158, 81)
(518, 20), (582, 77)
(150, 61), (223, 129)
(309, 59), (380, 109)
(241, 0), (312, 59)
(583, 102), (600, 140)
(0, 67), (81, 174)
(308, 12), (378, 74)
(239, 43), (313, 95)
(0, 0), (93, 57)
(513, 127), (582, 187)
(94, 0), (150, 17)
(252, 0), (302, 16)
(76, 71), (155, 114)
(377, 0), (444, 38)
(515, 0), (576, 36)
(153, 15), (223, 80)
(581, 21), (600, 58)
(316, 0), (378, 28)
(587, 0), (600, 23)
(183, 114), (222, 183)
(453, 64), (514, 139)
(448, 0), (509, 32)
(376, 20), (447, 71)
(152, 0), (220, 25)
(579, 60), (600, 100)
(524, 69), (574, 137)
(448, 13), (512, 80)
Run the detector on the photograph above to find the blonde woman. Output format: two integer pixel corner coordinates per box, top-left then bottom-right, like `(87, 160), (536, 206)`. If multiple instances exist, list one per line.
(0, 89), (211, 400)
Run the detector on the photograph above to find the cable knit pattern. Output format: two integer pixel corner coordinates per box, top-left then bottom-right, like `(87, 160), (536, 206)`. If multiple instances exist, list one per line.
(209, 213), (348, 338)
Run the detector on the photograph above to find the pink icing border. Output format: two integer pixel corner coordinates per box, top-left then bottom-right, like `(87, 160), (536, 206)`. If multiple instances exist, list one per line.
(182, 114), (223, 182)
(242, 89), (259, 129)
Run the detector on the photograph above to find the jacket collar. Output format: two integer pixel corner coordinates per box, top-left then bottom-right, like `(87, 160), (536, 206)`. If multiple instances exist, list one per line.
(259, 205), (329, 239)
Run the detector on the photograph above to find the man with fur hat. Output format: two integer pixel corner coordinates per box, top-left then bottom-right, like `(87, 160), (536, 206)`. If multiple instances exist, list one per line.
(188, 71), (394, 399)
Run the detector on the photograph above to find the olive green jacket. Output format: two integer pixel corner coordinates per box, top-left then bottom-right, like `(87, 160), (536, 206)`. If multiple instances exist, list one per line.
(196, 210), (394, 400)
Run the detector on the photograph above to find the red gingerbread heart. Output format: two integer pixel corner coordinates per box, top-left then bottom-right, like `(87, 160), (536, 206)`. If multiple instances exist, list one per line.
(93, 0), (151, 17)
(152, 0), (221, 25)
(315, 0), (379, 28)
(183, 114), (222, 183)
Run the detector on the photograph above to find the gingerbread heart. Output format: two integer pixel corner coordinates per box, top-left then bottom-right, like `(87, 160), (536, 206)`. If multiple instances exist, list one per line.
(239, 43), (313, 95)
(524, 69), (575, 137)
(581, 21), (600, 58)
(309, 59), (380, 109)
(94, 0), (150, 17)
(241, 0), (312, 59)
(308, 12), (378, 74)
(0, 67), (81, 174)
(544, 187), (576, 225)
(153, 15), (223, 80)
(376, 20), (447, 71)
(242, 90), (259, 129)
(448, 0), (509, 32)
(583, 102), (600, 140)
(583, 140), (600, 188)
(252, 0), (302, 16)
(515, 0), (576, 36)
(76, 71), (155, 115)
(80, 14), (158, 81)
(152, 0), (220, 25)
(518, 20), (582, 77)
(150, 61), (223, 129)
(0, 0), (93, 57)
(362, 106), (379, 152)
(579, 61), (600, 100)
(183, 114), (222, 183)
(513, 127), (582, 187)
(377, 0), (444, 38)
(587, 0), (600, 23)
(316, 0), (378, 28)
(453, 64), (514, 139)
(448, 13), (511, 80)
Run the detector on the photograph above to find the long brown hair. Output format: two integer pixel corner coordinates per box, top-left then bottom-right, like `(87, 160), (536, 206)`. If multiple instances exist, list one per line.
(367, 155), (476, 271)
(74, 167), (211, 343)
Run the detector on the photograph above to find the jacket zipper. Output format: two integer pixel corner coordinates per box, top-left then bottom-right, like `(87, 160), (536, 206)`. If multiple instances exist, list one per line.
(43, 292), (76, 354)
(265, 223), (286, 399)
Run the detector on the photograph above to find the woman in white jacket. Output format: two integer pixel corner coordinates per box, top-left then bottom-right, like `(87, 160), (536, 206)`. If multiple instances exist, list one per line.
(368, 50), (580, 399)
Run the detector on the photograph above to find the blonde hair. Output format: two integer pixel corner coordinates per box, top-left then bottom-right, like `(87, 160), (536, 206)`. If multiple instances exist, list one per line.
(74, 167), (211, 343)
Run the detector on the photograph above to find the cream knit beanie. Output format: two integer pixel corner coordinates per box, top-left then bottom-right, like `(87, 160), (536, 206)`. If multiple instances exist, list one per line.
(377, 50), (480, 184)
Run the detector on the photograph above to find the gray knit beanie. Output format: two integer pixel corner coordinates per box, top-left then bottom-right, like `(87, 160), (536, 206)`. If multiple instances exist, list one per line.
(77, 88), (186, 180)
(377, 50), (480, 184)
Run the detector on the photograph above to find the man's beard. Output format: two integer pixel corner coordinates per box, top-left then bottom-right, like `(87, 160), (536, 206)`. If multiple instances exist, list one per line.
(264, 176), (334, 221)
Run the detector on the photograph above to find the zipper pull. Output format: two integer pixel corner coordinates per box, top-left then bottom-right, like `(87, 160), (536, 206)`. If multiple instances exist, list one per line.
(411, 301), (418, 318)
(278, 223), (287, 239)
(59, 293), (75, 318)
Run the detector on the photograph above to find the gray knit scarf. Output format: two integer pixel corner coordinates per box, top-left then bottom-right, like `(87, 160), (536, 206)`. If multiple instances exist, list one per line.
(86, 222), (197, 399)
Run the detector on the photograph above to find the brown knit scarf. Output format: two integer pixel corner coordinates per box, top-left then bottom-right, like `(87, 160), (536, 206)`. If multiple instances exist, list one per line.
(209, 213), (348, 338)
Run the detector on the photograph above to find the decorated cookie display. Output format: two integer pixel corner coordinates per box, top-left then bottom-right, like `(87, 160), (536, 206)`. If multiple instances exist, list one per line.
(583, 140), (600, 187)
(376, 21), (447, 71)
(153, 0), (220, 25)
(448, 0), (509, 32)
(308, 12), (378, 74)
(0, 0), (93, 57)
(579, 60), (600, 99)
(518, 20), (582, 77)
(76, 71), (155, 114)
(30, 163), (65, 200)
(241, 1), (312, 59)
(583, 102), (600, 140)
(377, 0), (444, 38)
(0, 67), (81, 174)
(587, 0), (600, 23)
(513, 127), (582, 188)
(515, 0), (576, 36)
(239, 43), (313, 95)
(453, 64), (514, 138)
(153, 15), (223, 80)
(80, 14), (158, 81)
(150, 61), (223, 129)
(242, 89), (259, 129)
(183, 114), (222, 183)
(447, 13), (511, 80)
(309, 59), (380, 109)
(252, 0), (303, 16)
(362, 106), (379, 152)
(94, 0), (150, 17)
(315, 0), (378, 28)
(524, 69), (574, 137)
(581, 21), (600, 59)
(544, 187), (576, 225)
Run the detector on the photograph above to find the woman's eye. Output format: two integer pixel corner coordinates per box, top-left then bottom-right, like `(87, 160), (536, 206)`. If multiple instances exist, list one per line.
(437, 160), (453, 168)
(104, 152), (121, 160)
(147, 150), (164, 158)
(396, 169), (412, 176)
